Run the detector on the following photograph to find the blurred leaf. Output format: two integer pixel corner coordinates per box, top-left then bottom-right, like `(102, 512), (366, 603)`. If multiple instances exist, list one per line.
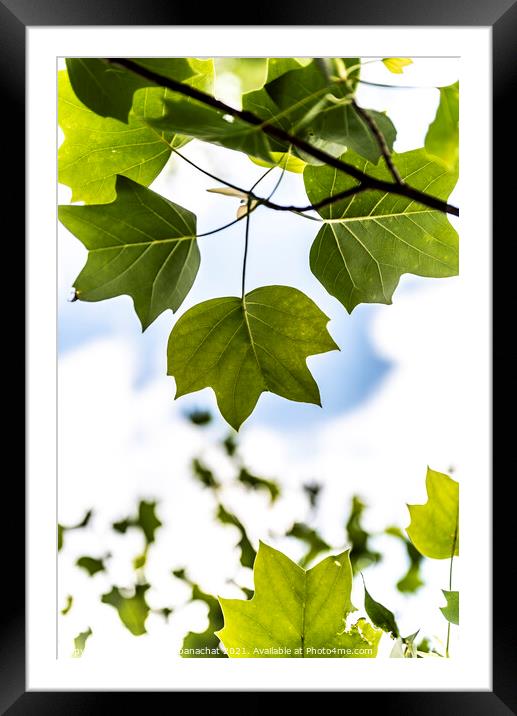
(133, 550), (148, 570)
(303, 482), (322, 510)
(216, 505), (256, 568)
(167, 286), (338, 430)
(157, 607), (173, 621)
(407, 467), (459, 559)
(173, 570), (226, 657)
(186, 409), (213, 426)
(191, 459), (220, 490)
(386, 526), (424, 593)
(61, 595), (73, 615)
(217, 542), (381, 657)
(58, 176), (199, 331)
(345, 496), (381, 574)
(72, 627), (92, 657)
(237, 467), (280, 503)
(222, 434), (238, 457)
(362, 577), (399, 638)
(382, 58), (413, 74)
(76, 555), (107, 577)
(66, 58), (213, 122)
(440, 590), (459, 625)
(304, 149), (459, 313)
(425, 82), (459, 172)
(58, 509), (92, 551)
(101, 584), (151, 636)
(286, 522), (330, 568)
(113, 500), (162, 545)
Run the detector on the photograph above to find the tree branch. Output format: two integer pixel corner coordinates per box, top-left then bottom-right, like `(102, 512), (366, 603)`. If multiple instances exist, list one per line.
(350, 98), (402, 184)
(108, 58), (459, 218)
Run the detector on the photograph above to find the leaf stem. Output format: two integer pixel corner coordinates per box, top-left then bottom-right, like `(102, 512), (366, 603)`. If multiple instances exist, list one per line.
(108, 58), (459, 217)
(445, 523), (458, 658)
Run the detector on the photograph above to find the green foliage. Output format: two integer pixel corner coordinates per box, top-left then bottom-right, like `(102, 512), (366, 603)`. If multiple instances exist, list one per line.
(303, 482), (322, 510)
(346, 496), (382, 573)
(173, 569), (226, 657)
(58, 71), (178, 204)
(112, 499), (162, 545)
(386, 526), (425, 593)
(425, 82), (459, 172)
(59, 176), (199, 330)
(75, 555), (107, 577)
(362, 578), (400, 638)
(101, 584), (151, 636)
(216, 541), (382, 657)
(167, 286), (338, 430)
(66, 58), (213, 123)
(72, 627), (92, 657)
(407, 467), (459, 559)
(186, 409), (213, 426)
(58, 509), (92, 551)
(191, 459), (220, 489)
(440, 590), (459, 625)
(286, 522), (331, 567)
(237, 467), (280, 503)
(59, 57), (459, 428)
(216, 505), (256, 569)
(304, 149), (458, 312)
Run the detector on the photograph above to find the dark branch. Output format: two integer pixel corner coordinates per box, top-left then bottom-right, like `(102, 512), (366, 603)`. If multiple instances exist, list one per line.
(109, 58), (458, 217)
(351, 99), (402, 184)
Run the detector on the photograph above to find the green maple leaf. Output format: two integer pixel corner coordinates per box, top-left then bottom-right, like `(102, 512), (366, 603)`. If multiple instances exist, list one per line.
(148, 59), (394, 166)
(66, 58), (213, 123)
(216, 541), (382, 658)
(58, 70), (184, 204)
(304, 148), (459, 312)
(167, 285), (338, 430)
(425, 81), (459, 172)
(59, 176), (199, 330)
(440, 590), (459, 625)
(406, 467), (459, 559)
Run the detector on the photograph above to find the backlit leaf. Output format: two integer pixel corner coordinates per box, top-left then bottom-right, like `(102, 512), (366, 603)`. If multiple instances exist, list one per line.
(362, 578), (399, 638)
(286, 522), (331, 567)
(167, 286), (338, 430)
(345, 496), (381, 573)
(406, 467), (459, 559)
(440, 590), (459, 625)
(304, 149), (458, 312)
(425, 82), (459, 172)
(58, 176), (199, 331)
(66, 58), (213, 123)
(216, 541), (382, 657)
(76, 555), (106, 577)
(112, 499), (162, 545)
(72, 627), (92, 657)
(101, 584), (150, 636)
(216, 505), (256, 569)
(58, 70), (179, 204)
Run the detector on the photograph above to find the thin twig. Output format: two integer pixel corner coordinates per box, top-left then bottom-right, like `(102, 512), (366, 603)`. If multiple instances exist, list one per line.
(351, 98), (402, 184)
(107, 58), (459, 217)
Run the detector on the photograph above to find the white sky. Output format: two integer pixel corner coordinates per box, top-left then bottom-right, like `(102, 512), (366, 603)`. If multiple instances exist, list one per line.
(57, 57), (460, 660)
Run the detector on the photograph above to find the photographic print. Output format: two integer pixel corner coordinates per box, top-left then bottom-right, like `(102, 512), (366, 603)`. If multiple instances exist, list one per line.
(56, 55), (461, 662)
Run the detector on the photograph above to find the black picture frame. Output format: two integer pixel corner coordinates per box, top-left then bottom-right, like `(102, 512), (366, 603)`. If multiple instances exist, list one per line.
(5, 0), (514, 711)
